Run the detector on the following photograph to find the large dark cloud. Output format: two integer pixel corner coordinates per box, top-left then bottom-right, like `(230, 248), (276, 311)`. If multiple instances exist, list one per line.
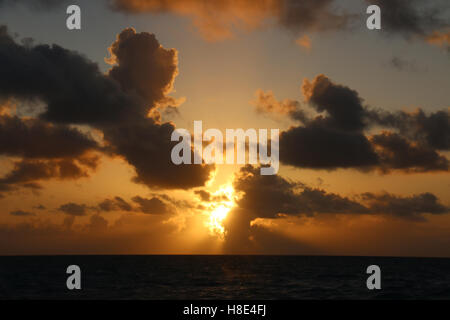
(223, 165), (449, 253)
(0, 25), (213, 191)
(100, 28), (213, 189)
(233, 165), (368, 219)
(103, 117), (212, 189)
(0, 111), (100, 195)
(233, 165), (449, 219)
(272, 74), (449, 173)
(0, 26), (144, 125)
(279, 74), (380, 170)
(280, 125), (379, 169)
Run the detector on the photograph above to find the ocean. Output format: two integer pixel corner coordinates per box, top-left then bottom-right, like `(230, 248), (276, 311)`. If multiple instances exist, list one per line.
(0, 255), (449, 299)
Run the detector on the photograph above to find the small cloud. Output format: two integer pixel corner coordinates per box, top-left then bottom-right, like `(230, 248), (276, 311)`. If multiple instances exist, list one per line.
(114, 196), (133, 211)
(58, 202), (88, 216)
(10, 210), (35, 217)
(97, 196), (133, 212)
(251, 89), (306, 122)
(388, 57), (421, 72)
(194, 190), (211, 202)
(295, 35), (311, 50)
(132, 196), (172, 214)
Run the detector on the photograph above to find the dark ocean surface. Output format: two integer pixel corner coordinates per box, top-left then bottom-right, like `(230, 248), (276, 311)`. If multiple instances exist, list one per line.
(0, 255), (449, 299)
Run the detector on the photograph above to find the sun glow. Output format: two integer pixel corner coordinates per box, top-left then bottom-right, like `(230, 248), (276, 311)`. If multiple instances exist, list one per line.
(205, 184), (235, 238)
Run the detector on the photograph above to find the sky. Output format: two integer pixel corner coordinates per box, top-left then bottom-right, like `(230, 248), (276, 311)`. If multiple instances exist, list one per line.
(0, 0), (449, 256)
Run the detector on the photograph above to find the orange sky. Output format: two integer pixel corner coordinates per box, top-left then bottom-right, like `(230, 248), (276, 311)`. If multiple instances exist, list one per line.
(0, 0), (449, 256)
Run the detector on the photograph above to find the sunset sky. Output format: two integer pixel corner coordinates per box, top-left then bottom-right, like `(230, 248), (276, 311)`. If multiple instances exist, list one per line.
(0, 0), (449, 256)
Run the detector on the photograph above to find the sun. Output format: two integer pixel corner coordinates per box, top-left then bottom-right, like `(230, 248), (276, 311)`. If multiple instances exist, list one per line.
(208, 205), (230, 237)
(205, 184), (235, 238)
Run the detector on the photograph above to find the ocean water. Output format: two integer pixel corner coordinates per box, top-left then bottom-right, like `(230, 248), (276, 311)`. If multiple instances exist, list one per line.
(0, 255), (449, 299)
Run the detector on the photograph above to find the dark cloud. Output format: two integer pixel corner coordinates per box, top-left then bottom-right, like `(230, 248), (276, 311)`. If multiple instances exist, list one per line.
(225, 165), (449, 249)
(194, 190), (211, 202)
(233, 165), (449, 219)
(132, 196), (172, 214)
(9, 210), (35, 217)
(275, 74), (449, 173)
(360, 191), (449, 221)
(389, 56), (420, 72)
(259, 74), (381, 170)
(106, 27), (179, 108)
(98, 199), (119, 212)
(153, 193), (198, 210)
(371, 109), (450, 151)
(0, 25), (213, 191)
(370, 132), (449, 172)
(277, 0), (353, 33)
(104, 119), (213, 189)
(194, 190), (230, 203)
(280, 125), (379, 169)
(58, 202), (89, 216)
(223, 165), (449, 253)
(114, 196), (133, 211)
(33, 204), (46, 210)
(368, 0), (450, 38)
(98, 196), (133, 212)
(302, 74), (367, 132)
(233, 165), (369, 219)
(0, 158), (97, 193)
(0, 112), (100, 195)
(0, 26), (143, 125)
(101, 28), (213, 189)
(0, 114), (99, 158)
